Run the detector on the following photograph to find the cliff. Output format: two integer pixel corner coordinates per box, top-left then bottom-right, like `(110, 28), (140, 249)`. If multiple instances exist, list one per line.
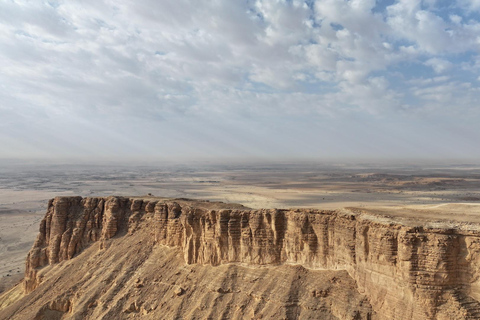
(3, 196), (480, 319)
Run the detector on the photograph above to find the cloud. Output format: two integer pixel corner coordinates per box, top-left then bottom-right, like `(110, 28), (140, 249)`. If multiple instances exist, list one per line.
(1, 0), (479, 116)
(460, 0), (480, 12)
(424, 58), (453, 74)
(1, 0), (480, 159)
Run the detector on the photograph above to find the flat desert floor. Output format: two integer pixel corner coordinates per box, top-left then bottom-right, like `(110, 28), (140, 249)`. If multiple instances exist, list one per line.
(2, 160), (480, 292)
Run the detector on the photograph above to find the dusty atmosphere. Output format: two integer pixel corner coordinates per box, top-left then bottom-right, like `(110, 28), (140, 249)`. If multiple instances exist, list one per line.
(1, 161), (480, 319)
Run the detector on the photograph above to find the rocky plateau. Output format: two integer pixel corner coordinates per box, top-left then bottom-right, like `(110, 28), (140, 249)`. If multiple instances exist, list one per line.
(2, 196), (480, 319)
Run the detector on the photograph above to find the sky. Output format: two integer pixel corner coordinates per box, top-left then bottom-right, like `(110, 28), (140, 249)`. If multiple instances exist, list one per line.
(1, 0), (480, 161)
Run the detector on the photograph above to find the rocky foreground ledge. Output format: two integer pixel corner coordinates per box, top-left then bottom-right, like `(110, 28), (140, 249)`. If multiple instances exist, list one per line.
(2, 196), (480, 319)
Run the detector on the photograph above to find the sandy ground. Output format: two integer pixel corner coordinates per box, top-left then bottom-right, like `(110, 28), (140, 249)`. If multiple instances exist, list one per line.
(1, 161), (480, 293)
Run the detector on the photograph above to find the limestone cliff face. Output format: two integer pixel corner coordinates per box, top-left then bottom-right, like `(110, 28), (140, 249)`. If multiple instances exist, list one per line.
(23, 197), (480, 319)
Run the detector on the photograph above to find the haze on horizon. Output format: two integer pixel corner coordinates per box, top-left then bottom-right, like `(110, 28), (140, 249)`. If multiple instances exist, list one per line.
(1, 0), (480, 161)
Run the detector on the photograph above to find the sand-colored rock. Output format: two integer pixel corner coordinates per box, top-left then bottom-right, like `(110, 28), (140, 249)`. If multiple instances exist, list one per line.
(3, 196), (480, 319)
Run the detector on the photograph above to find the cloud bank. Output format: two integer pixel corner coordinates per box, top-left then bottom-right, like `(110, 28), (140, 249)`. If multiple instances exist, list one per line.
(1, 0), (480, 160)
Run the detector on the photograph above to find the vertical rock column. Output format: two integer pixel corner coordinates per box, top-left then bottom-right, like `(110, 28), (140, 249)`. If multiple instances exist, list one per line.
(101, 197), (123, 240)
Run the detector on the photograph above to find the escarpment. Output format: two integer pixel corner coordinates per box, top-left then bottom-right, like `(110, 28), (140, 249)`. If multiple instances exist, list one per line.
(6, 196), (480, 319)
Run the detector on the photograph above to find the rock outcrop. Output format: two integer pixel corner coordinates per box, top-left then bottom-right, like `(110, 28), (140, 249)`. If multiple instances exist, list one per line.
(5, 196), (480, 319)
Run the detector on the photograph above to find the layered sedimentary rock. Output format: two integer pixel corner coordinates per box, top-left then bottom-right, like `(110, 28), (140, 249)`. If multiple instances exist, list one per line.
(10, 196), (480, 319)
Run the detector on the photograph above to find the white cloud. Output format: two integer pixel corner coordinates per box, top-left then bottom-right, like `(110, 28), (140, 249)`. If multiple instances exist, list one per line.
(386, 0), (480, 54)
(450, 14), (463, 24)
(1, 0), (480, 159)
(460, 0), (480, 12)
(1, 0), (477, 119)
(424, 58), (453, 73)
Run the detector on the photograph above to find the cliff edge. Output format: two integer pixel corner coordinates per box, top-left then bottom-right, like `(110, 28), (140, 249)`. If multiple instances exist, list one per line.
(2, 196), (480, 319)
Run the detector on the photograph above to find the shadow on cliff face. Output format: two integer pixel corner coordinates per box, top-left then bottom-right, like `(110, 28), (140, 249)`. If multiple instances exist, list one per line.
(34, 307), (66, 320)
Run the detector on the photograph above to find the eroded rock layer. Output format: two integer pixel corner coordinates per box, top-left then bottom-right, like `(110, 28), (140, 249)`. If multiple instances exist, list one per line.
(5, 196), (480, 319)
